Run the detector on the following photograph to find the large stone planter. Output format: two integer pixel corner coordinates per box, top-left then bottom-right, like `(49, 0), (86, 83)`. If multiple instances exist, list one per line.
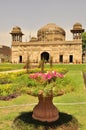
(32, 94), (59, 122)
(12, 94), (79, 130)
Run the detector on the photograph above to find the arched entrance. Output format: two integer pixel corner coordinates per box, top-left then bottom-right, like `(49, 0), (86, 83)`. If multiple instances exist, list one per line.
(41, 52), (49, 62)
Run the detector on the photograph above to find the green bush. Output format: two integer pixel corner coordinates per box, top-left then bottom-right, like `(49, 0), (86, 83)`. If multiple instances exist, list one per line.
(0, 73), (15, 84)
(0, 84), (16, 96)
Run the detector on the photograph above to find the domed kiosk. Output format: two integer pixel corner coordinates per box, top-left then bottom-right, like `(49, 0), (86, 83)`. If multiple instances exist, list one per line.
(37, 23), (65, 41)
(71, 23), (84, 39)
(10, 26), (24, 42)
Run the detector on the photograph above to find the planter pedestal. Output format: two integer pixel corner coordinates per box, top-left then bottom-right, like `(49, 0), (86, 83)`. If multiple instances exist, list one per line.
(32, 94), (59, 122)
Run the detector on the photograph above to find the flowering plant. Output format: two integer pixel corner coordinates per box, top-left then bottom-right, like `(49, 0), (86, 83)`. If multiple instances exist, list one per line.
(28, 71), (64, 97)
(29, 71), (63, 83)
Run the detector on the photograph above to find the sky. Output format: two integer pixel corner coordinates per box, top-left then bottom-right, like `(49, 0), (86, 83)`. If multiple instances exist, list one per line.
(0, 0), (86, 47)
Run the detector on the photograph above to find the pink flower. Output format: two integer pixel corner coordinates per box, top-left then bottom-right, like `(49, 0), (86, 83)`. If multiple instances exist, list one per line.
(29, 71), (64, 83)
(56, 73), (64, 78)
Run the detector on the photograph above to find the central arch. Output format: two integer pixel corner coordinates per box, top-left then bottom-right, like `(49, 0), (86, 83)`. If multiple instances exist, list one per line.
(41, 52), (49, 62)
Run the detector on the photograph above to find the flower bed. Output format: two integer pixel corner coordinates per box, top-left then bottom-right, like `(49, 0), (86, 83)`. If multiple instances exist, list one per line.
(0, 69), (72, 100)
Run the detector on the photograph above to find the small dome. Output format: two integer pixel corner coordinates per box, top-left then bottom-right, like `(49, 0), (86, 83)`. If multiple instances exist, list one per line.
(30, 37), (37, 42)
(73, 23), (82, 30)
(37, 23), (65, 41)
(10, 26), (23, 35)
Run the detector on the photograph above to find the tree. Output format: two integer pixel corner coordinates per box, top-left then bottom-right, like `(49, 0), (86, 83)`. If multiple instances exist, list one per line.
(38, 58), (45, 73)
(49, 56), (53, 69)
(25, 55), (31, 73)
(82, 32), (86, 51)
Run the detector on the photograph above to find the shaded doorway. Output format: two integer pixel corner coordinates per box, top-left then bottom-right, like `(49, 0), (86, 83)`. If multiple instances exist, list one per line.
(19, 55), (22, 63)
(59, 55), (63, 63)
(69, 55), (73, 63)
(41, 52), (49, 62)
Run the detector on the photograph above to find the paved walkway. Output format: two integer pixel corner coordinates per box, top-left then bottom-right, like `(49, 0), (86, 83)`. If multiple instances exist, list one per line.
(0, 102), (86, 109)
(0, 69), (25, 73)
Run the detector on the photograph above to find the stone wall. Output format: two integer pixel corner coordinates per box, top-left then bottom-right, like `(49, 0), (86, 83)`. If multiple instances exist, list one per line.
(11, 40), (82, 64)
(0, 45), (11, 62)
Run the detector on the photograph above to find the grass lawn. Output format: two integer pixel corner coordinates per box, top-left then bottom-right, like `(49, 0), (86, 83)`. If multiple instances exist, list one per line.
(0, 64), (86, 130)
(0, 63), (25, 71)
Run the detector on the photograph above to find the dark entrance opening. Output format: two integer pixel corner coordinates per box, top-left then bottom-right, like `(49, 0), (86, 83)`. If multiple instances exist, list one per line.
(69, 55), (73, 63)
(19, 55), (22, 63)
(41, 52), (49, 62)
(59, 55), (63, 63)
